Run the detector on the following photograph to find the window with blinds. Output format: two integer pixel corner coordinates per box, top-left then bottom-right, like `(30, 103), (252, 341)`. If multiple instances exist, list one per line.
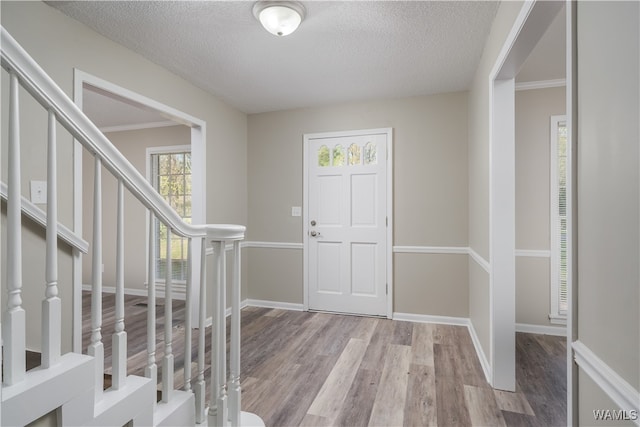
(550, 116), (568, 322)
(149, 147), (192, 283)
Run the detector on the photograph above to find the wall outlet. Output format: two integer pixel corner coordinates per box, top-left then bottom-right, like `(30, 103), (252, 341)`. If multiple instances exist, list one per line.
(30, 180), (47, 204)
(291, 206), (302, 217)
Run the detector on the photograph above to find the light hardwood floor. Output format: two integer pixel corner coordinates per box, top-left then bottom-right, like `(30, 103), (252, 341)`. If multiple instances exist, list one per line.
(82, 293), (566, 426)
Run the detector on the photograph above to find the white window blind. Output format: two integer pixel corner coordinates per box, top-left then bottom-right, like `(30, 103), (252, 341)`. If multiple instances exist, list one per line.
(550, 116), (568, 321)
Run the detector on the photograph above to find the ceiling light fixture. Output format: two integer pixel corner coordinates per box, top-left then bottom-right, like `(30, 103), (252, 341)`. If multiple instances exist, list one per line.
(253, 1), (306, 37)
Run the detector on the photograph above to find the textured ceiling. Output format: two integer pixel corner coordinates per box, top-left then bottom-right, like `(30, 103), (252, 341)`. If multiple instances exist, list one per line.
(49, 1), (501, 114)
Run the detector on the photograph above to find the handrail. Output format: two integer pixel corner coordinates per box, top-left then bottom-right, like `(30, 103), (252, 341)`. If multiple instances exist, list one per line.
(0, 182), (89, 254)
(0, 26), (244, 241)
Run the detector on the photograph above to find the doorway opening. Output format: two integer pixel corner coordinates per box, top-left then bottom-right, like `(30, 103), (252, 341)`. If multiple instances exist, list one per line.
(489, 0), (567, 393)
(71, 70), (206, 352)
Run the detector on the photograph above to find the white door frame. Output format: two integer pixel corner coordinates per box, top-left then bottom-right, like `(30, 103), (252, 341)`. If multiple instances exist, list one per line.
(303, 128), (394, 319)
(488, 0), (565, 392)
(72, 70), (207, 352)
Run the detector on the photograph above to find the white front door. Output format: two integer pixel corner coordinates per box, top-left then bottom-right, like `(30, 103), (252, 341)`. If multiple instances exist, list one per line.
(304, 129), (391, 317)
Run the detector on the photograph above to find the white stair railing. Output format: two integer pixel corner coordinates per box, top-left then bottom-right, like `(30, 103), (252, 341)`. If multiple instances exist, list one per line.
(1, 25), (259, 426)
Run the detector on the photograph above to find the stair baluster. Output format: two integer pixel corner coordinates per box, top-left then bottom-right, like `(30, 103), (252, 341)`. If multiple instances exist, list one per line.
(112, 180), (127, 389)
(195, 238), (207, 423)
(229, 240), (242, 426)
(89, 156), (104, 398)
(184, 238), (193, 393)
(42, 109), (61, 369)
(146, 213), (158, 391)
(209, 240), (228, 427)
(3, 71), (26, 386)
(162, 226), (174, 403)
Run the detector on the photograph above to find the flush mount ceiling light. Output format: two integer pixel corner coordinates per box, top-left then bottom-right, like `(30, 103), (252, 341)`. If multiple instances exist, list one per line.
(253, 1), (306, 37)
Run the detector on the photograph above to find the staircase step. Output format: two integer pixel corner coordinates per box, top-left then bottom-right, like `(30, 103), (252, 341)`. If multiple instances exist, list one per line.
(1, 352), (94, 427)
(26, 350), (41, 371)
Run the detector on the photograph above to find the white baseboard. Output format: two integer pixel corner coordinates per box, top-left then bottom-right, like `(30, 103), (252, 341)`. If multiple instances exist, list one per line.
(393, 312), (492, 384)
(516, 323), (567, 336)
(245, 299), (304, 311)
(392, 312), (469, 326)
(573, 340), (640, 425)
(467, 319), (492, 384)
(82, 283), (186, 300)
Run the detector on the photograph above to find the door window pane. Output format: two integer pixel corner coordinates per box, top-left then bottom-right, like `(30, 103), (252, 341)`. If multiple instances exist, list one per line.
(318, 145), (330, 167)
(333, 145), (345, 166)
(348, 143), (361, 165)
(364, 142), (377, 165)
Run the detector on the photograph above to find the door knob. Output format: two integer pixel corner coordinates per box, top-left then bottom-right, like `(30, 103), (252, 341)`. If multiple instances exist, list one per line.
(310, 230), (318, 237)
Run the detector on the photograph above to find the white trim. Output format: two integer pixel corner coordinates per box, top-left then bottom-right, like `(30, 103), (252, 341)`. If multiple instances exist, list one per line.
(82, 283), (186, 300)
(515, 323), (566, 336)
(393, 245), (468, 255)
(490, 76), (517, 392)
(386, 129), (394, 320)
(392, 312), (469, 326)
(393, 312), (491, 384)
(467, 318), (492, 384)
(515, 78), (566, 91)
(245, 299), (305, 311)
(0, 182), (89, 253)
(146, 144), (192, 157)
(515, 249), (551, 258)
(565, 4), (576, 422)
(227, 299), (250, 317)
(100, 120), (177, 134)
(468, 247), (491, 273)
(244, 241), (304, 250)
(548, 313), (567, 325)
(573, 341), (640, 425)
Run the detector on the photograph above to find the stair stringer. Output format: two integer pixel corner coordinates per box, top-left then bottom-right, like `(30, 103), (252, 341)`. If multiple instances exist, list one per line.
(1, 352), (94, 427)
(62, 375), (155, 426)
(153, 390), (195, 427)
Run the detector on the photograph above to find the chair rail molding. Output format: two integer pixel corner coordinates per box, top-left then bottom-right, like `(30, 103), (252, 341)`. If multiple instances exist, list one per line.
(573, 340), (640, 425)
(0, 181), (89, 253)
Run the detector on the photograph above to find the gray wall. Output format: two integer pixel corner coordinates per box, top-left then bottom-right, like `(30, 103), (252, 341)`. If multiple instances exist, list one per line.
(577, 1), (639, 423)
(515, 86), (565, 327)
(247, 93), (469, 316)
(1, 0), (248, 352)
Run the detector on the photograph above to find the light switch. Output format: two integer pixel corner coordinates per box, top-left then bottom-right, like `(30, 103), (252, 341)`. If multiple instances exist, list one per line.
(291, 206), (302, 217)
(30, 180), (47, 204)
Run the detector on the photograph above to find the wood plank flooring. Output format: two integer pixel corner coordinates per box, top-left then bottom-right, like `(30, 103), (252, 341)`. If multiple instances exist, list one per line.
(82, 293), (566, 426)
